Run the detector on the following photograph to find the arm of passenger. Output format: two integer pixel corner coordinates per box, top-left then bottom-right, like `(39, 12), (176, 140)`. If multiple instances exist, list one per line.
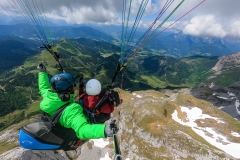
(101, 102), (115, 113)
(79, 86), (84, 95)
(78, 87), (85, 99)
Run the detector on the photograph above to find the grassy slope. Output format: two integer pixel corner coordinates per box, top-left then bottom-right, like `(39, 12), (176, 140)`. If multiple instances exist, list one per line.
(137, 56), (218, 88)
(206, 66), (240, 86)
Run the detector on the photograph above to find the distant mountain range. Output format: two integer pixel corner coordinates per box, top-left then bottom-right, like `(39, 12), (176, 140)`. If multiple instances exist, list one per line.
(0, 25), (115, 42)
(149, 32), (240, 57)
(0, 24), (240, 58)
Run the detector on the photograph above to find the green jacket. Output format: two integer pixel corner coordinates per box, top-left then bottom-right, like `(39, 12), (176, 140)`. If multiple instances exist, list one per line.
(38, 72), (106, 140)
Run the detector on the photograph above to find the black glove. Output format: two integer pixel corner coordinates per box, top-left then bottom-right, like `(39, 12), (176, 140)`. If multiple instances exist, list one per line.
(104, 120), (118, 137)
(107, 90), (115, 105)
(99, 88), (107, 98)
(112, 90), (121, 107)
(107, 90), (121, 107)
(37, 63), (46, 72)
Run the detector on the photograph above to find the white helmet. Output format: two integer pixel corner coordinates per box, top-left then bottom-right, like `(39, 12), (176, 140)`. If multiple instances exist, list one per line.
(86, 79), (101, 95)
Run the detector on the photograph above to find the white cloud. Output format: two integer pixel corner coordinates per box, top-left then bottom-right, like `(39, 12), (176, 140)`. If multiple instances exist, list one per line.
(182, 15), (227, 38)
(228, 21), (240, 39)
(53, 5), (118, 24)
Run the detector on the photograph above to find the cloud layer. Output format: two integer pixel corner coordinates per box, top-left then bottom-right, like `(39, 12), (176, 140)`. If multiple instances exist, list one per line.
(1, 0), (240, 40)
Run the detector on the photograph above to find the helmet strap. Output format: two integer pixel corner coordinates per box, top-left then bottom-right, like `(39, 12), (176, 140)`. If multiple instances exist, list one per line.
(58, 93), (70, 102)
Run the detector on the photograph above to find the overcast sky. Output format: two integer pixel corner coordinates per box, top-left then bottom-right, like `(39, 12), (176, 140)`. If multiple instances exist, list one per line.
(1, 0), (240, 40)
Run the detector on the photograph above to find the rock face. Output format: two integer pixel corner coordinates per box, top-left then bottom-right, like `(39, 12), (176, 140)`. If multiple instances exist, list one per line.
(0, 139), (113, 160)
(0, 147), (66, 160)
(194, 52), (240, 121)
(191, 83), (240, 121)
(0, 128), (112, 160)
(0, 89), (240, 160)
(211, 52), (240, 74)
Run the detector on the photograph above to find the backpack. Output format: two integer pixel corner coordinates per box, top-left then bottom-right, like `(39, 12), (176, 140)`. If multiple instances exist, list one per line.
(79, 92), (111, 124)
(19, 102), (86, 151)
(79, 89), (121, 124)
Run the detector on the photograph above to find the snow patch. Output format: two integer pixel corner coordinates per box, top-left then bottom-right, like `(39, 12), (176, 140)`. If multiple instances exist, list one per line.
(172, 106), (240, 158)
(228, 92), (235, 96)
(132, 93), (142, 98)
(231, 131), (240, 138)
(92, 138), (109, 148)
(100, 152), (111, 160)
(216, 96), (228, 100)
(235, 100), (240, 114)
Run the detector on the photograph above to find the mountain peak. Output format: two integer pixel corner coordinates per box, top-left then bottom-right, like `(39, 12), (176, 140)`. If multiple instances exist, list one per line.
(118, 89), (240, 159)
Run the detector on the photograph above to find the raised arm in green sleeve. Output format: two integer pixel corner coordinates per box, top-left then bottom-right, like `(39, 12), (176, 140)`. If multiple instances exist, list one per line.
(38, 72), (51, 97)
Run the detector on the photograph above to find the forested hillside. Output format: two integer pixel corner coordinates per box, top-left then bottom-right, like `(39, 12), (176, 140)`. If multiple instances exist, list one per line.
(0, 35), (38, 73)
(1, 37), (240, 130)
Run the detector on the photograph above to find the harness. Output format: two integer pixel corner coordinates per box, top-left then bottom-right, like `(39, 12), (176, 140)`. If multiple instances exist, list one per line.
(79, 91), (111, 124)
(21, 102), (86, 150)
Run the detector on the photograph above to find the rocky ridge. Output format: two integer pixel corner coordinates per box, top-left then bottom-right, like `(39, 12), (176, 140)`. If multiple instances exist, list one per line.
(211, 52), (240, 74)
(0, 89), (240, 160)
